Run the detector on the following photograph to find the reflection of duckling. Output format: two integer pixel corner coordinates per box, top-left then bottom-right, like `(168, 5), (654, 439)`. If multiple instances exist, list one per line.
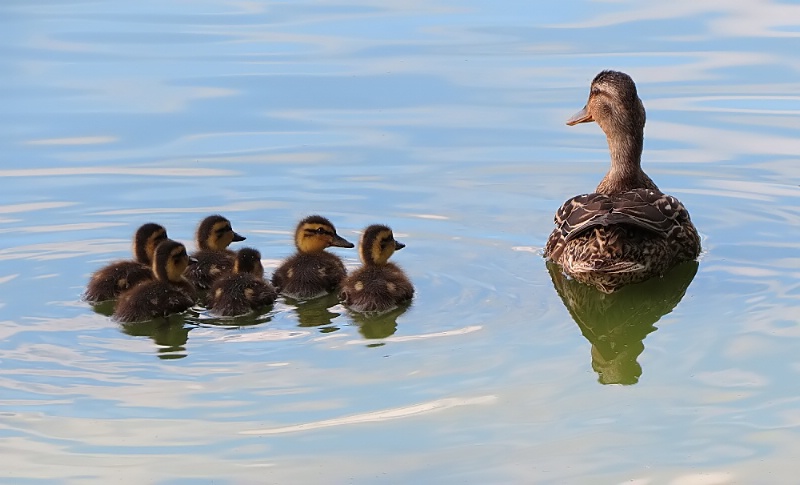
(184, 214), (246, 289)
(271, 215), (354, 300)
(545, 70), (701, 293)
(114, 239), (197, 323)
(208, 247), (277, 317)
(340, 224), (414, 313)
(84, 223), (168, 302)
(351, 303), (410, 339)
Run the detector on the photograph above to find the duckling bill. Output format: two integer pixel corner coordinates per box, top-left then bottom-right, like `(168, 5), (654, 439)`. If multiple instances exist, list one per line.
(184, 214), (246, 290)
(271, 215), (354, 300)
(208, 247), (277, 317)
(339, 224), (414, 314)
(544, 70), (701, 293)
(114, 239), (197, 323)
(84, 223), (168, 302)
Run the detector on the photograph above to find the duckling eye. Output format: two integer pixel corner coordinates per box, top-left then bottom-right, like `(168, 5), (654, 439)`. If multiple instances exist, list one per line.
(316, 227), (327, 234)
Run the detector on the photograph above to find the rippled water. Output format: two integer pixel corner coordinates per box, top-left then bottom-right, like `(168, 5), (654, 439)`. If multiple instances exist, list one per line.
(3, 0), (800, 482)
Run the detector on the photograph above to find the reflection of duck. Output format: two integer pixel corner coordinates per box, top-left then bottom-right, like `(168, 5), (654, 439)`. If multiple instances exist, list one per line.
(545, 70), (701, 293)
(208, 248), (277, 317)
(289, 293), (342, 330)
(350, 303), (410, 340)
(271, 215), (354, 300)
(114, 240), (197, 323)
(547, 260), (698, 385)
(120, 316), (190, 360)
(84, 223), (168, 302)
(184, 215), (246, 290)
(340, 224), (414, 314)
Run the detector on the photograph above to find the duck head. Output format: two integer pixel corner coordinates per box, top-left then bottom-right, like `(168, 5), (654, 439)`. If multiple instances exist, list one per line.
(233, 247), (265, 279)
(153, 239), (196, 283)
(133, 223), (168, 265)
(294, 215), (354, 254)
(359, 224), (404, 266)
(196, 214), (245, 251)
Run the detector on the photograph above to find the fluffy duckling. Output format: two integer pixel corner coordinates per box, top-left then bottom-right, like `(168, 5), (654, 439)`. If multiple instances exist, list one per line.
(271, 215), (354, 299)
(339, 224), (414, 313)
(184, 214), (246, 289)
(114, 239), (197, 323)
(545, 70), (701, 292)
(208, 247), (277, 317)
(84, 223), (168, 302)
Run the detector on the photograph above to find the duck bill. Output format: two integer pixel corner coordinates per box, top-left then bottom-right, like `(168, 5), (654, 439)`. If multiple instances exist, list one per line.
(232, 232), (246, 242)
(394, 241), (406, 251)
(566, 105), (593, 126)
(330, 234), (355, 248)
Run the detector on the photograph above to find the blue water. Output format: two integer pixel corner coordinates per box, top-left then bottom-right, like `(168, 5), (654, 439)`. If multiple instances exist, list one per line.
(3, 1), (800, 483)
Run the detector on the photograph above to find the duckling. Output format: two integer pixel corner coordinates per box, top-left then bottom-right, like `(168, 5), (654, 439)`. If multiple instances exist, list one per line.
(208, 247), (277, 317)
(184, 214), (246, 289)
(84, 223), (168, 302)
(114, 239), (197, 323)
(339, 224), (414, 313)
(544, 70), (701, 293)
(271, 215), (354, 299)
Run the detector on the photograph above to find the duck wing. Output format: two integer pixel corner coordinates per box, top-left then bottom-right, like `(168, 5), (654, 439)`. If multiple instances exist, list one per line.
(555, 189), (692, 243)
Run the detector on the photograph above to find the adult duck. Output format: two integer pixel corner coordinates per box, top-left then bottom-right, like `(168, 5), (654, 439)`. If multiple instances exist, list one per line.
(544, 70), (701, 293)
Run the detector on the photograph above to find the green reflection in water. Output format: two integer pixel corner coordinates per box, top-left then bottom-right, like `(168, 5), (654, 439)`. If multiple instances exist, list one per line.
(349, 303), (411, 342)
(120, 314), (191, 360)
(287, 293), (342, 332)
(89, 300), (115, 317)
(547, 261), (698, 385)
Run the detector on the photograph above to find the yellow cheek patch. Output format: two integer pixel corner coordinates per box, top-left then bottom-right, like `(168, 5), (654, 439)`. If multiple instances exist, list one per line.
(386, 282), (396, 293)
(117, 278), (128, 289)
(215, 288), (223, 299)
(354, 281), (364, 292)
(209, 265), (221, 276)
(287, 268), (294, 279)
(244, 288), (254, 300)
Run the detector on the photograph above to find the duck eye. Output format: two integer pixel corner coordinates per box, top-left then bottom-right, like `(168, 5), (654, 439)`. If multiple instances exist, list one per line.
(316, 227), (327, 234)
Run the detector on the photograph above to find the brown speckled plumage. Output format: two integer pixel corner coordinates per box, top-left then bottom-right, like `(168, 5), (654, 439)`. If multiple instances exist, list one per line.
(271, 215), (354, 300)
(544, 70), (701, 293)
(340, 224), (414, 314)
(84, 223), (168, 302)
(209, 248), (277, 317)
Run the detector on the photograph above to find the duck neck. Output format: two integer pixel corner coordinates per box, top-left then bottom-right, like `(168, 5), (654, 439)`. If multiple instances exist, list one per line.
(596, 129), (656, 194)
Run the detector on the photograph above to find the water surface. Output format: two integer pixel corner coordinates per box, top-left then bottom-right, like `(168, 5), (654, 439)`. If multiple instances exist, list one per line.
(2, 0), (800, 483)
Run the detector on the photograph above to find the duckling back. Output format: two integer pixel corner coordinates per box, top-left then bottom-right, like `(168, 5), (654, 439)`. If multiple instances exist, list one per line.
(340, 263), (414, 313)
(208, 248), (277, 317)
(114, 239), (196, 323)
(84, 223), (168, 302)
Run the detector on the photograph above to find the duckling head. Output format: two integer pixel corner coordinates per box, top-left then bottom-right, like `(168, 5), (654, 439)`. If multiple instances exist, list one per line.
(567, 70), (645, 140)
(359, 224), (405, 266)
(153, 239), (195, 283)
(234, 247), (264, 278)
(133, 223), (168, 265)
(196, 215), (245, 251)
(294, 215), (354, 254)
